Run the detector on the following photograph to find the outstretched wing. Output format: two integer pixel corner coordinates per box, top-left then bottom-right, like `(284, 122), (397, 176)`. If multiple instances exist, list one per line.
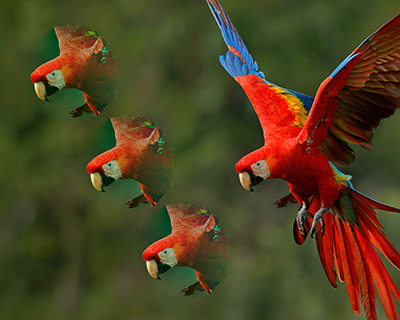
(111, 116), (160, 146)
(167, 204), (215, 234)
(55, 25), (105, 56)
(298, 13), (400, 165)
(207, 0), (311, 137)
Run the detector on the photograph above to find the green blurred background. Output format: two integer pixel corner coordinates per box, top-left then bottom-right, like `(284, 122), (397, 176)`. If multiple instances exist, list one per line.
(1, 0), (400, 319)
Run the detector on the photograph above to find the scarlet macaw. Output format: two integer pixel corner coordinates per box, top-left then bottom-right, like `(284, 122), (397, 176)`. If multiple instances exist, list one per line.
(143, 203), (230, 295)
(30, 25), (118, 117)
(87, 116), (174, 208)
(207, 0), (400, 319)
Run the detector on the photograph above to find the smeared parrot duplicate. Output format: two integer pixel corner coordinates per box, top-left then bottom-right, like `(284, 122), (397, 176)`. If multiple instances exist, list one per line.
(87, 116), (174, 208)
(208, 0), (400, 319)
(30, 25), (118, 117)
(143, 203), (230, 295)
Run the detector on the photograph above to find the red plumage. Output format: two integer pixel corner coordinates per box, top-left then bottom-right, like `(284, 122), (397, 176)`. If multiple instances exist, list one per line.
(87, 116), (174, 208)
(142, 203), (230, 295)
(30, 25), (118, 117)
(208, 0), (400, 318)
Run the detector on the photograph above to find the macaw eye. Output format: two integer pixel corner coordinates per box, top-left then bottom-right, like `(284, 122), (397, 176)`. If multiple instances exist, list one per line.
(45, 69), (66, 89)
(101, 160), (122, 180)
(104, 161), (116, 169)
(157, 247), (177, 267)
(159, 248), (173, 258)
(250, 160), (270, 179)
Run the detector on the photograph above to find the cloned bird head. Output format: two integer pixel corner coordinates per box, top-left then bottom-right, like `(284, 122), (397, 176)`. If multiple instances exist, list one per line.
(142, 237), (181, 280)
(142, 203), (230, 294)
(86, 149), (126, 192)
(30, 59), (68, 102)
(235, 149), (271, 192)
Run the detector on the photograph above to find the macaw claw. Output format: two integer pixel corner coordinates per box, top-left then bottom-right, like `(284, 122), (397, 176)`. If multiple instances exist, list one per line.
(181, 281), (205, 296)
(310, 206), (329, 238)
(126, 194), (149, 208)
(70, 103), (93, 118)
(296, 202), (312, 234)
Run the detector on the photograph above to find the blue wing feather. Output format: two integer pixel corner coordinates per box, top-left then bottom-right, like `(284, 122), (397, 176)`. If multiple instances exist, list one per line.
(209, 0), (312, 111)
(329, 52), (361, 79)
(208, 0), (264, 78)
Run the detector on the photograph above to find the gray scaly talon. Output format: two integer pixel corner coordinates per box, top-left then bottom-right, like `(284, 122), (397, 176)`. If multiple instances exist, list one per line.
(296, 202), (312, 234)
(310, 206), (329, 238)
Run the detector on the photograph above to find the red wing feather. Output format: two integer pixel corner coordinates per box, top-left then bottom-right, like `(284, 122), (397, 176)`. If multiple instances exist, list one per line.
(298, 13), (400, 165)
(167, 204), (213, 235)
(55, 25), (103, 56)
(111, 116), (160, 146)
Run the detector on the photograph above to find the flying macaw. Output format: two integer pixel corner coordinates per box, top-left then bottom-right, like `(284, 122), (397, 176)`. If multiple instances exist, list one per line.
(87, 116), (174, 208)
(30, 25), (118, 117)
(143, 203), (230, 295)
(207, 0), (400, 319)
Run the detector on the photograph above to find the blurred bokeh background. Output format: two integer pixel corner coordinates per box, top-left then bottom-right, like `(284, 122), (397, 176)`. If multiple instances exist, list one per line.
(1, 0), (400, 319)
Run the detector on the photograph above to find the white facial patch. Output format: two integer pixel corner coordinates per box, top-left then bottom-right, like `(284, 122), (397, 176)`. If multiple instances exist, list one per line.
(45, 70), (66, 89)
(158, 248), (178, 268)
(250, 160), (270, 179)
(102, 160), (122, 180)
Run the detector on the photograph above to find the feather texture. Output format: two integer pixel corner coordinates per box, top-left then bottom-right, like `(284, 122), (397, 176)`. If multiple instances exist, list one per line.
(87, 116), (174, 208)
(298, 14), (400, 165)
(293, 189), (400, 319)
(143, 204), (230, 295)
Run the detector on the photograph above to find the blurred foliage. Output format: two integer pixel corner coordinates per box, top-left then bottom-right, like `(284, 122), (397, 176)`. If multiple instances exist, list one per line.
(1, 0), (400, 319)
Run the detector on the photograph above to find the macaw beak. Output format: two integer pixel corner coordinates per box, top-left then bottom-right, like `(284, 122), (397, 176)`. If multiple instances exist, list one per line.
(90, 172), (116, 192)
(33, 81), (59, 101)
(238, 172), (264, 192)
(146, 260), (171, 280)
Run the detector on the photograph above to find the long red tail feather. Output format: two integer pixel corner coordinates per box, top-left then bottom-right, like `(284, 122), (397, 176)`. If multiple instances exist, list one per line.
(293, 188), (400, 320)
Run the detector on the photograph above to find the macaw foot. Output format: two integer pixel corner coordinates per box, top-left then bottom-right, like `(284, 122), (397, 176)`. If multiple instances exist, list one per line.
(70, 103), (96, 118)
(181, 281), (205, 296)
(296, 202), (312, 234)
(126, 194), (149, 208)
(274, 193), (297, 208)
(310, 206), (329, 238)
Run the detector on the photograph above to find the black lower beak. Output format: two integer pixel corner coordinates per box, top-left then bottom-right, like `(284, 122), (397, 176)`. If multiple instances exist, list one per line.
(156, 260), (171, 279)
(249, 173), (264, 191)
(44, 82), (59, 100)
(101, 174), (115, 188)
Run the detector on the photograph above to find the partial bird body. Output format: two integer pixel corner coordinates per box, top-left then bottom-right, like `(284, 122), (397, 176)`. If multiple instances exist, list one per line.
(87, 116), (174, 208)
(143, 203), (230, 295)
(31, 25), (118, 117)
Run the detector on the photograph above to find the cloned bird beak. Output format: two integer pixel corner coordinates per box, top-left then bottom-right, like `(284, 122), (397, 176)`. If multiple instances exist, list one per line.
(238, 172), (264, 192)
(146, 260), (171, 280)
(33, 81), (59, 101)
(239, 172), (252, 191)
(90, 172), (116, 192)
(90, 172), (104, 192)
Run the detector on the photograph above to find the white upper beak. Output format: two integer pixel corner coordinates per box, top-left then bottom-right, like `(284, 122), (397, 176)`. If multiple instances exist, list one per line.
(90, 172), (103, 192)
(146, 260), (159, 279)
(34, 82), (47, 101)
(239, 172), (252, 191)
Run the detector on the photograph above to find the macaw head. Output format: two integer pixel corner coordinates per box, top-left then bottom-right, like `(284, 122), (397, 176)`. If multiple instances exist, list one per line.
(30, 59), (71, 102)
(142, 236), (183, 280)
(142, 204), (230, 294)
(86, 116), (174, 195)
(86, 148), (128, 192)
(235, 148), (272, 191)
(30, 25), (108, 105)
